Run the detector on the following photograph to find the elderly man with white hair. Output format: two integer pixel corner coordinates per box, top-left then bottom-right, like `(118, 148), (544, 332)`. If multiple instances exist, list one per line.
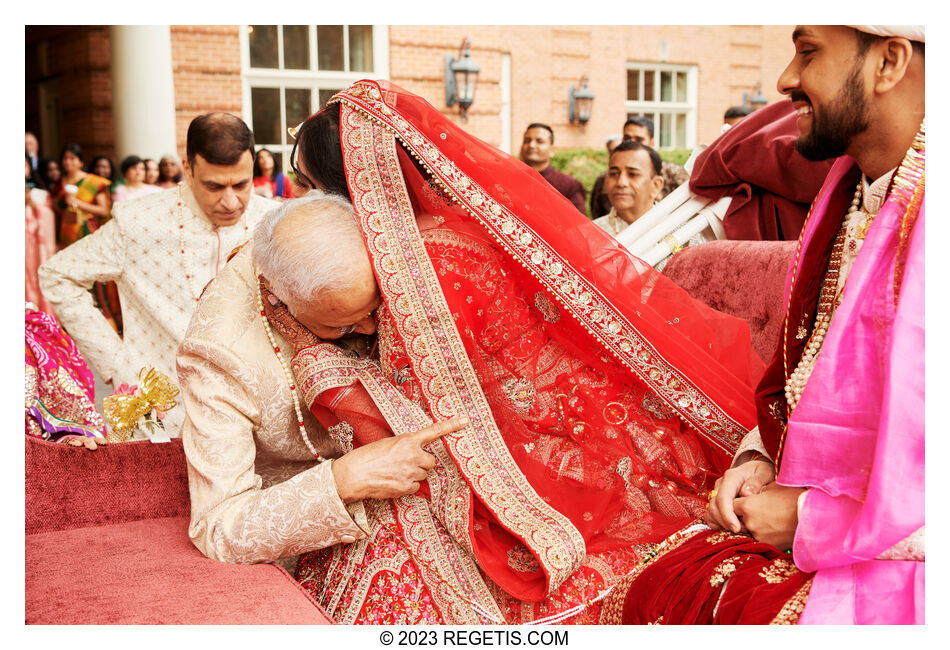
(177, 192), (467, 565)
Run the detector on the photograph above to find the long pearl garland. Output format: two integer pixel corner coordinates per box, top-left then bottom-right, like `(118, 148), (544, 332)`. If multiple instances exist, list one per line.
(256, 276), (321, 460)
(178, 185), (249, 302)
(784, 180), (862, 413)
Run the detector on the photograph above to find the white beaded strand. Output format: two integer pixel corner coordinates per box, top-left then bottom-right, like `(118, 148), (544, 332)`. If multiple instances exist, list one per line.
(256, 277), (321, 460)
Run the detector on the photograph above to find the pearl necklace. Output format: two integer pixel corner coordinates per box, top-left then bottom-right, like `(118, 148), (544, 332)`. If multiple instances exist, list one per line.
(784, 180), (861, 413)
(178, 185), (249, 302)
(256, 276), (321, 460)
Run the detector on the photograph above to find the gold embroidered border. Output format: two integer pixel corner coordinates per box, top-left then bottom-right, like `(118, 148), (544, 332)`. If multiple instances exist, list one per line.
(597, 523), (706, 624)
(769, 577), (814, 625)
(292, 344), (495, 621)
(329, 81), (744, 455)
(338, 101), (587, 595)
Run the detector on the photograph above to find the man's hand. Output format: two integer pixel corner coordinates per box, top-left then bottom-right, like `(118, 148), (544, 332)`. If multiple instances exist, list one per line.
(705, 458), (776, 533)
(733, 483), (805, 551)
(331, 416), (470, 503)
(64, 436), (108, 451)
(260, 276), (321, 351)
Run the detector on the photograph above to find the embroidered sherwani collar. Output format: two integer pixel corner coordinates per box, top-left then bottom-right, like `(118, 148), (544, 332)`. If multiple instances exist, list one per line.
(861, 166), (897, 217)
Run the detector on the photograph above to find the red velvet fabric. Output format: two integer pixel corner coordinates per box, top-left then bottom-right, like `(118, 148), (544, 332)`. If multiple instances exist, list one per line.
(689, 99), (835, 241)
(25, 517), (333, 624)
(25, 436), (190, 535)
(662, 240), (797, 364)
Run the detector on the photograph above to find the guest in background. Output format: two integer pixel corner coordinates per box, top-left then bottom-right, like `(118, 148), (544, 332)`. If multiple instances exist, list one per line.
(144, 158), (160, 185)
(89, 155), (118, 194)
(54, 144), (113, 248)
(26, 155), (56, 314)
(51, 143), (120, 334)
(26, 132), (40, 171)
(519, 123), (586, 214)
(39, 158), (63, 197)
(591, 140), (664, 238)
(723, 105), (754, 131)
(157, 154), (183, 188)
(252, 147), (293, 200)
(623, 116), (688, 200)
(113, 155), (162, 203)
(589, 134), (624, 219)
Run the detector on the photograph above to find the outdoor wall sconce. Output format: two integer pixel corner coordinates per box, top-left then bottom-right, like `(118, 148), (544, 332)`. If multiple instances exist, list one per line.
(568, 76), (595, 124)
(748, 82), (768, 109)
(445, 38), (480, 122)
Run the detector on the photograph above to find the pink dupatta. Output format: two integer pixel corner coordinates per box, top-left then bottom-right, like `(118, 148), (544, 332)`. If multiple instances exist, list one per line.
(779, 133), (924, 624)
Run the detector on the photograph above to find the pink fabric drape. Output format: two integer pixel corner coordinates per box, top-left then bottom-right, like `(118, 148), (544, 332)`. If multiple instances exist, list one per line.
(26, 197), (56, 313)
(778, 157), (924, 624)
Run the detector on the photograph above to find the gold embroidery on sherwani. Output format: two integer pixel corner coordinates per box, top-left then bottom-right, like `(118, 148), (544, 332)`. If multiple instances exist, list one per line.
(335, 101), (587, 596)
(769, 578), (813, 625)
(329, 80), (746, 455)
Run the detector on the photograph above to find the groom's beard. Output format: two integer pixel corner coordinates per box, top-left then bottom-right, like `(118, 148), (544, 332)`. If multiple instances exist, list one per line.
(793, 63), (871, 162)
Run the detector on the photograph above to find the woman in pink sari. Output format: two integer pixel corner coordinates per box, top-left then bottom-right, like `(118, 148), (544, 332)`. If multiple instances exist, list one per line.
(268, 80), (766, 624)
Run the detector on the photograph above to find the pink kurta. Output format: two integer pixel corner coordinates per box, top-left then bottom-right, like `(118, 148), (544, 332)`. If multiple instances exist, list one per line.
(779, 156), (924, 624)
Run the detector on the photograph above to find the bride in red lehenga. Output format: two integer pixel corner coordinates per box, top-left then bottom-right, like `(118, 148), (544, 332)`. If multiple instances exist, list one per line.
(274, 80), (764, 624)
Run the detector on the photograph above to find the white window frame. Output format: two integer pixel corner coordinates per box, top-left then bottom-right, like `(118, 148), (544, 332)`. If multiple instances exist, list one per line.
(239, 25), (390, 168)
(624, 62), (698, 150)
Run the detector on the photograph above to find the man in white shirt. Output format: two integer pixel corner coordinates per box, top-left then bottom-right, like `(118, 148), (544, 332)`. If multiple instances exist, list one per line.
(39, 113), (277, 437)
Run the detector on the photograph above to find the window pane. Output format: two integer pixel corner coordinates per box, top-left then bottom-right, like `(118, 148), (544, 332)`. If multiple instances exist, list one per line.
(676, 71), (688, 102)
(285, 88), (312, 138)
(249, 25), (279, 69)
(675, 113), (686, 148)
(283, 25), (310, 70)
(319, 88), (345, 109)
(658, 113), (671, 148)
(348, 25), (374, 72)
(643, 70), (655, 102)
(317, 25), (344, 70)
(251, 87), (281, 145)
(626, 68), (640, 101)
(660, 71), (673, 102)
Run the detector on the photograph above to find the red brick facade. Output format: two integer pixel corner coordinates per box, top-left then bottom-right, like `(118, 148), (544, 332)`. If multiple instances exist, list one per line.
(25, 25), (794, 163)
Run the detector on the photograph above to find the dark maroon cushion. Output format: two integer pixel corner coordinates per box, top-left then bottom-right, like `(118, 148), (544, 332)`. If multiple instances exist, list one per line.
(25, 517), (333, 624)
(25, 436), (190, 535)
(663, 240), (797, 363)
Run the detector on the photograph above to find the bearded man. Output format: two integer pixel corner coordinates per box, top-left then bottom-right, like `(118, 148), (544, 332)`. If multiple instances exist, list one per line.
(601, 25), (924, 625)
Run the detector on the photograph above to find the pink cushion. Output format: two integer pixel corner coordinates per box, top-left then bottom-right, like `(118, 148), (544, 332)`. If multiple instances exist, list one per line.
(26, 516), (333, 624)
(25, 436), (190, 534)
(662, 240), (797, 363)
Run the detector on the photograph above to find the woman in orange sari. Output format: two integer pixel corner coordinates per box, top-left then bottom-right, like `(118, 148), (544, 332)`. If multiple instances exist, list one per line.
(270, 80), (764, 624)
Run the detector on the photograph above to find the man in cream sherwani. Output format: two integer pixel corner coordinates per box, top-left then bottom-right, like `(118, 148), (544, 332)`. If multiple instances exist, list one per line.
(39, 113), (277, 438)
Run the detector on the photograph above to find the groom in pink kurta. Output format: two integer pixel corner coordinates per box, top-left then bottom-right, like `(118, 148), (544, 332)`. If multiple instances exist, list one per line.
(609, 25), (924, 625)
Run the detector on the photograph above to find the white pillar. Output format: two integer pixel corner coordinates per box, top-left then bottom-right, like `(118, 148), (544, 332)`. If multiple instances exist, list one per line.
(110, 26), (178, 162)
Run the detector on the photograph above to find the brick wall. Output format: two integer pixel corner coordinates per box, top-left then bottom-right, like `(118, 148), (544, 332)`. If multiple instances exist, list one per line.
(169, 26), (244, 160)
(390, 25), (793, 153)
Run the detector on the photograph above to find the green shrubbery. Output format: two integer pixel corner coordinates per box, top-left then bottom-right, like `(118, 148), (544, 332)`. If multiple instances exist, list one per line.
(550, 148), (691, 218)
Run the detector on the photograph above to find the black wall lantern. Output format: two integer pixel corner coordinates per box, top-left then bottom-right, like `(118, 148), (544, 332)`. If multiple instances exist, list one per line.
(568, 75), (595, 125)
(445, 38), (480, 122)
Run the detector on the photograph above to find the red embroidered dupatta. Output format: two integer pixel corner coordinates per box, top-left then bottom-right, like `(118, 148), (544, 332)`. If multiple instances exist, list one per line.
(293, 80), (763, 623)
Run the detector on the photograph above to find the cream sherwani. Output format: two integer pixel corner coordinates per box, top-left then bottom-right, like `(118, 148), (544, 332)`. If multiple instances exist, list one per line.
(38, 185), (276, 437)
(177, 245), (367, 564)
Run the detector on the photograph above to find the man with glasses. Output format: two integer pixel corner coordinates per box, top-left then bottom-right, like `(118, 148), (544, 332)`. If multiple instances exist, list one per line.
(40, 113), (277, 439)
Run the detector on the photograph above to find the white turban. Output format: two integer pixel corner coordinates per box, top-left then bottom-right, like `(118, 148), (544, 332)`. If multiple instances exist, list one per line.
(848, 25), (925, 43)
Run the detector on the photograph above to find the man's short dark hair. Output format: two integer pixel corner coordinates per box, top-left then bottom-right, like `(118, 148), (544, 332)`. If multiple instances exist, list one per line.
(120, 155), (143, 176)
(623, 116), (655, 139)
(610, 140), (663, 177)
(724, 105), (754, 120)
(524, 122), (554, 144)
(186, 113), (255, 167)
